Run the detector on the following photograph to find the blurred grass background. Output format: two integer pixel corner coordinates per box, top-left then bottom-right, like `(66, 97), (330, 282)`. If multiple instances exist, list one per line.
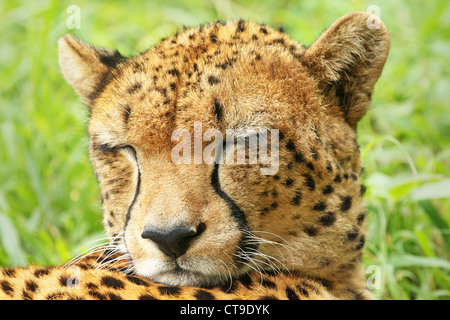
(0, 0), (449, 300)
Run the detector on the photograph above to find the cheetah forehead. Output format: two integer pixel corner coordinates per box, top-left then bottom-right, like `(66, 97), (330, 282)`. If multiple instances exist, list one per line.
(90, 20), (312, 150)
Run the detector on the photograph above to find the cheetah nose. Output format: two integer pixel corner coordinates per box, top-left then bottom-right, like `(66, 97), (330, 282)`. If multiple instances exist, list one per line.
(141, 223), (205, 258)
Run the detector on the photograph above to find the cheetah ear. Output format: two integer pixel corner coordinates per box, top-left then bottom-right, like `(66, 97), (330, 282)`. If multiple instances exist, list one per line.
(58, 34), (124, 105)
(303, 12), (390, 128)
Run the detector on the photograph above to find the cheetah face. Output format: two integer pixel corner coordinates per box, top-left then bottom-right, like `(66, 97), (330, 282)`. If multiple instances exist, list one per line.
(59, 14), (389, 286)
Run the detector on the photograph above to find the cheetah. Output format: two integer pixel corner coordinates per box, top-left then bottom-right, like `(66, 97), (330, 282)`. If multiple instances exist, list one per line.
(0, 12), (389, 300)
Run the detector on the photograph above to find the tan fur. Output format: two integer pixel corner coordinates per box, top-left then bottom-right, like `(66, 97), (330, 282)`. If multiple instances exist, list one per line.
(1, 12), (389, 300)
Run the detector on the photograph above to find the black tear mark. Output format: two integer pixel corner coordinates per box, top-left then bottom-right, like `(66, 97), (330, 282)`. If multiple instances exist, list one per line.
(211, 163), (257, 265)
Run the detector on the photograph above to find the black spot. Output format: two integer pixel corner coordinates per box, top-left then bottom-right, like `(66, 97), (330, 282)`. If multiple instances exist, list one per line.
(313, 128), (322, 142)
(333, 174), (342, 183)
(239, 273), (253, 289)
(262, 279), (277, 289)
(139, 294), (158, 300)
(101, 276), (125, 290)
(357, 212), (366, 225)
(348, 289), (365, 300)
(210, 34), (218, 43)
(216, 61), (229, 70)
(258, 295), (278, 300)
(306, 162), (315, 171)
(237, 19), (246, 32)
(326, 161), (333, 172)
(170, 82), (177, 91)
(271, 189), (278, 198)
(260, 207), (269, 215)
(0, 280), (13, 296)
(346, 230), (359, 241)
(313, 201), (327, 211)
(277, 26), (285, 33)
(168, 68), (180, 77)
(86, 282), (98, 290)
(338, 262), (355, 271)
(301, 281), (320, 294)
(315, 278), (333, 289)
(270, 202), (279, 209)
(303, 174), (315, 191)
(252, 34), (258, 40)
(360, 184), (367, 196)
(213, 99), (223, 121)
(208, 75), (220, 85)
(194, 289), (216, 300)
(127, 82), (142, 94)
(284, 178), (294, 187)
(46, 292), (67, 300)
(220, 280), (238, 294)
(2, 268), (16, 277)
(322, 185), (334, 194)
(311, 149), (319, 160)
(295, 151), (305, 163)
(355, 236), (366, 250)
(272, 38), (285, 45)
(22, 290), (33, 300)
(126, 275), (149, 287)
(59, 275), (69, 287)
(319, 212), (336, 227)
(291, 191), (302, 206)
(286, 140), (296, 151)
(296, 285), (310, 298)
(158, 286), (181, 296)
(340, 196), (353, 212)
(108, 293), (123, 300)
(260, 26), (268, 34)
(304, 226), (318, 237)
(286, 287), (300, 300)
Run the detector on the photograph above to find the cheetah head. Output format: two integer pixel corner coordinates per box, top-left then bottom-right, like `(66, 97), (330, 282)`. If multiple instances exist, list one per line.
(59, 12), (389, 287)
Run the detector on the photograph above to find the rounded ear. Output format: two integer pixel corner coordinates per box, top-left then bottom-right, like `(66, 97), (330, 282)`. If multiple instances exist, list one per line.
(302, 12), (390, 128)
(58, 34), (124, 105)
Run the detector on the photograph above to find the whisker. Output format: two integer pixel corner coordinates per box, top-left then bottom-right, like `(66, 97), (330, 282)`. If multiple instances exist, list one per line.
(218, 259), (234, 293)
(64, 233), (126, 271)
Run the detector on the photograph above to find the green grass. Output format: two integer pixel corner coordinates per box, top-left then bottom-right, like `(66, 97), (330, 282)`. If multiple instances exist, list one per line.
(1, 0), (449, 300)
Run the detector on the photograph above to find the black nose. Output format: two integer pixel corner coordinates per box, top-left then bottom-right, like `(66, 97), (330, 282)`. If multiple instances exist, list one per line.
(141, 223), (205, 258)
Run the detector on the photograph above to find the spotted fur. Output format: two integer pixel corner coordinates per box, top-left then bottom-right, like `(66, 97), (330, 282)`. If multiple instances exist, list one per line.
(0, 12), (389, 300)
